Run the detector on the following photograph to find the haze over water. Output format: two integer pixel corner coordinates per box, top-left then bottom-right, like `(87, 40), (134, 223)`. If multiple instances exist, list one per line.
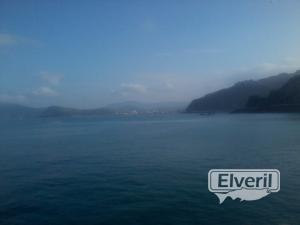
(0, 114), (300, 225)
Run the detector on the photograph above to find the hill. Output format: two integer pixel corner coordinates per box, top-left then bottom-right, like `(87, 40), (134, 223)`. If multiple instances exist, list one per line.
(0, 103), (42, 119)
(238, 71), (300, 112)
(186, 72), (295, 113)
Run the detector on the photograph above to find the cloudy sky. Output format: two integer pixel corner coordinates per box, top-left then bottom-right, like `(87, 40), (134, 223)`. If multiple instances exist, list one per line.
(1, 0), (300, 108)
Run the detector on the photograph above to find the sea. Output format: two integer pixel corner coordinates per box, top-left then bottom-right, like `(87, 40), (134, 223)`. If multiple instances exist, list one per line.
(0, 113), (300, 225)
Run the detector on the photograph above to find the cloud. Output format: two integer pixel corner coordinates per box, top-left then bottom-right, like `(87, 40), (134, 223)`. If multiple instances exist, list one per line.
(119, 83), (148, 94)
(33, 87), (59, 97)
(0, 71), (63, 105)
(156, 52), (173, 57)
(0, 34), (18, 46)
(111, 58), (300, 104)
(0, 33), (40, 47)
(0, 94), (27, 103)
(217, 58), (300, 83)
(156, 48), (224, 58)
(110, 79), (181, 103)
(141, 19), (156, 32)
(183, 48), (224, 54)
(254, 60), (300, 75)
(163, 81), (175, 90)
(40, 72), (63, 86)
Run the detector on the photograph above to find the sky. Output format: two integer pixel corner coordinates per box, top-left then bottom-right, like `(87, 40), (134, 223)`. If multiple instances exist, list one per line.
(1, 0), (300, 108)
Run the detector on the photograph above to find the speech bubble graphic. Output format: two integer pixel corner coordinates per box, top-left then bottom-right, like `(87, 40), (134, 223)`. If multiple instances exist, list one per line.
(208, 169), (280, 204)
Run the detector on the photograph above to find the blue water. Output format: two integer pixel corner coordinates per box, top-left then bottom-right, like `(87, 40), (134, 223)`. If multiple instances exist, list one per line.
(0, 114), (300, 225)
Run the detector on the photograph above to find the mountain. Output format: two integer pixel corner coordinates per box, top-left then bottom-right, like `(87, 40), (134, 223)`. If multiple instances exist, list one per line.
(0, 103), (42, 119)
(0, 101), (186, 119)
(237, 71), (300, 112)
(40, 106), (114, 117)
(39, 101), (186, 117)
(40, 101), (186, 117)
(0, 104), (115, 118)
(186, 72), (295, 113)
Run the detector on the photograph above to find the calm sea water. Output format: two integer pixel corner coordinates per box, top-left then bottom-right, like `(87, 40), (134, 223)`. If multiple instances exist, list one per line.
(0, 114), (300, 225)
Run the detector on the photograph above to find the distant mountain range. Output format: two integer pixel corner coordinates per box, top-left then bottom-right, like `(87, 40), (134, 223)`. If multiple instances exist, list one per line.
(39, 106), (114, 117)
(0, 101), (186, 119)
(0, 103), (43, 119)
(3, 70), (300, 118)
(186, 71), (299, 113)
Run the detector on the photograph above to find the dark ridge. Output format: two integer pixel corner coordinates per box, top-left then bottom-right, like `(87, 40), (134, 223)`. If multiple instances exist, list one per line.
(186, 72), (295, 113)
(236, 71), (300, 113)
